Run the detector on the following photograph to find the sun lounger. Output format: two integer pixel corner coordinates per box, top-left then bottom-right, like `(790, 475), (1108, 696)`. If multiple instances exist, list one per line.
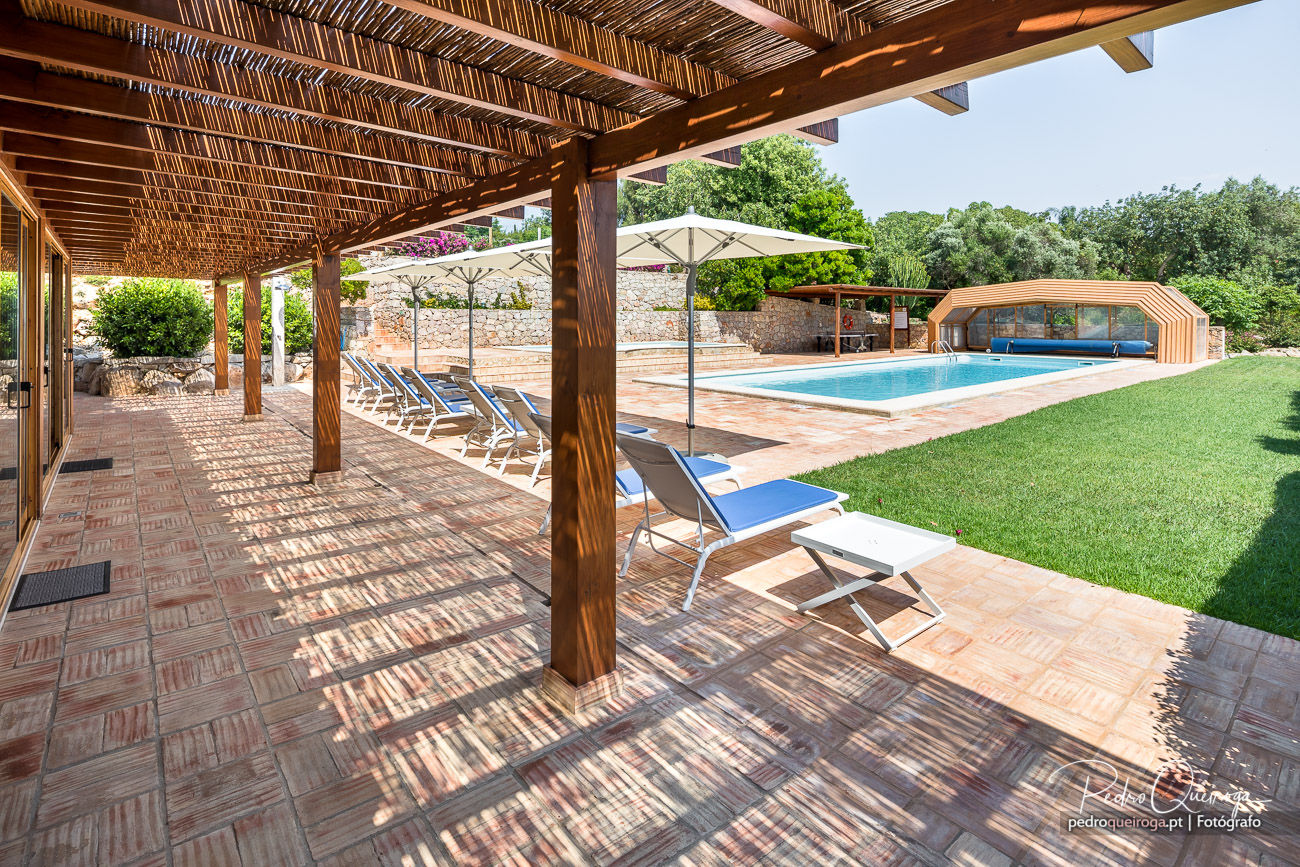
(490, 386), (549, 484)
(401, 368), (474, 440)
(616, 432), (846, 610)
(452, 376), (524, 468)
(347, 355), (399, 415)
(341, 353), (376, 406)
(379, 363), (438, 430)
(535, 415), (733, 534)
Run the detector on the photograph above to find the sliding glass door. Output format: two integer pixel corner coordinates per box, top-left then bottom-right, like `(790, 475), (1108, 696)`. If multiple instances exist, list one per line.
(0, 192), (24, 570)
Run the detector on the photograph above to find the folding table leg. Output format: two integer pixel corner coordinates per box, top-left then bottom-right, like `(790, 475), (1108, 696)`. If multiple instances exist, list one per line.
(796, 549), (945, 652)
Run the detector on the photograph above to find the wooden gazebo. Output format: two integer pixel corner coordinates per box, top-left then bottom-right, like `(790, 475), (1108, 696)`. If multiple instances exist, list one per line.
(0, 0), (1253, 711)
(781, 285), (950, 356)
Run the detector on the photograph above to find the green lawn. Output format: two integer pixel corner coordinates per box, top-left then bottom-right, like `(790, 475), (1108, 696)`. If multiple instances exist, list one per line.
(795, 357), (1300, 639)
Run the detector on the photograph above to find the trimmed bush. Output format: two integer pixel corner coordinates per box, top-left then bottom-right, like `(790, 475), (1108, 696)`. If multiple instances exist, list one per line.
(91, 278), (213, 358)
(1169, 276), (1262, 331)
(227, 289), (314, 355)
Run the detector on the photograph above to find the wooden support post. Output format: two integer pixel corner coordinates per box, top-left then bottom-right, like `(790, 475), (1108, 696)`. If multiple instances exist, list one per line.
(49, 251), (65, 454)
(241, 272), (262, 420)
(542, 138), (622, 715)
(889, 294), (896, 355)
(311, 245), (343, 484)
(212, 279), (229, 394)
(833, 290), (841, 358)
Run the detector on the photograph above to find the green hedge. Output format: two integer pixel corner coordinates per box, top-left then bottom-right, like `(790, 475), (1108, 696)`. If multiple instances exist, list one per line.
(90, 278), (213, 358)
(227, 288), (313, 355)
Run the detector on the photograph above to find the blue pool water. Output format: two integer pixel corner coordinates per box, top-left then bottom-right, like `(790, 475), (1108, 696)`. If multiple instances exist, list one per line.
(698, 354), (1118, 402)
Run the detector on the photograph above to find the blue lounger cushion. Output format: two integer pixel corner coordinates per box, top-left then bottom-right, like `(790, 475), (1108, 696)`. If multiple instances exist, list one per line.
(617, 456), (730, 498)
(711, 479), (843, 533)
(990, 337), (1151, 356)
(616, 422), (651, 435)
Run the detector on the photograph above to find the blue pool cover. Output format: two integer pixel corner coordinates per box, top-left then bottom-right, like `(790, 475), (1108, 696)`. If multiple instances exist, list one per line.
(989, 337), (1151, 356)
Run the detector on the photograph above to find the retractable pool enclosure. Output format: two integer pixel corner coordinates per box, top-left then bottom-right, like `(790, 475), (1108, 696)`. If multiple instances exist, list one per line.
(927, 279), (1211, 363)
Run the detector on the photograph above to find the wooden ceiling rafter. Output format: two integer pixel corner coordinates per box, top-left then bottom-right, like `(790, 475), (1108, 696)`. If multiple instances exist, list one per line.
(52, 0), (636, 132)
(0, 59), (503, 178)
(0, 11), (546, 160)
(0, 104), (459, 193)
(6, 144), (427, 205)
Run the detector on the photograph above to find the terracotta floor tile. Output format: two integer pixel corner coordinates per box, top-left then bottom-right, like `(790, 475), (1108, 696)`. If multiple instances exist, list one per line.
(1, 381), (1295, 865)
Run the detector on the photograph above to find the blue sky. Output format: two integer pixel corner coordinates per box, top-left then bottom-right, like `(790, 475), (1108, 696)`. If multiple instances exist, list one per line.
(819, 0), (1299, 219)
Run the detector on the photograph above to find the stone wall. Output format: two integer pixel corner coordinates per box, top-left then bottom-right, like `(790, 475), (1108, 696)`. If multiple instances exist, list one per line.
(367, 291), (934, 355)
(1207, 326), (1226, 360)
(77, 351), (313, 397)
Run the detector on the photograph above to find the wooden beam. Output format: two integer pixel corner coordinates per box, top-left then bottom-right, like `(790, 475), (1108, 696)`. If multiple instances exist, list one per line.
(1101, 31), (1155, 72)
(627, 167), (668, 186)
(0, 104), (456, 194)
(697, 146), (743, 168)
(588, 0), (1257, 178)
(0, 13), (543, 160)
(224, 148), (557, 278)
(49, 249), (66, 454)
(26, 176), (378, 221)
(0, 60), (499, 178)
(241, 273), (262, 420)
(706, 1), (969, 117)
(35, 195), (349, 231)
(913, 82), (970, 116)
(213, 280), (229, 394)
(57, 0), (633, 132)
(381, 0), (730, 99)
(8, 145), (416, 205)
(311, 246), (342, 483)
(792, 118), (838, 146)
(546, 139), (620, 704)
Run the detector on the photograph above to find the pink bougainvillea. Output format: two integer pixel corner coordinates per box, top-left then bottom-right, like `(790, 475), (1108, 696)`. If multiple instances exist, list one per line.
(391, 232), (490, 259)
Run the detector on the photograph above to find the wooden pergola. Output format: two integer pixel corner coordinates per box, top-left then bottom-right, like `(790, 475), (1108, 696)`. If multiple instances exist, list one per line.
(782, 285), (951, 356)
(0, 0), (1257, 711)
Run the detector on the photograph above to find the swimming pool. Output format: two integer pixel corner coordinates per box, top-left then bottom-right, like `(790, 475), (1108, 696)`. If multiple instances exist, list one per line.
(642, 353), (1147, 416)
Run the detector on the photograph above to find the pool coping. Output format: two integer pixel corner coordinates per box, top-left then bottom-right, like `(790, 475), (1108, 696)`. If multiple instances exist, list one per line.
(636, 353), (1154, 417)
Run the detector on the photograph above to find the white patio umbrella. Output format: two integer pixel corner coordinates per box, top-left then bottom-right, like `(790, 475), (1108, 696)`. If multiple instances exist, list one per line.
(350, 256), (438, 370)
(352, 239), (551, 377)
(614, 209), (862, 454)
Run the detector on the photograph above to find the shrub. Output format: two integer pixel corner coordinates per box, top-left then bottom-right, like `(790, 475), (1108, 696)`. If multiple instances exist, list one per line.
(0, 272), (16, 360)
(91, 278), (213, 358)
(227, 288), (314, 355)
(1256, 283), (1300, 347)
(1169, 276), (1262, 331)
(1226, 332), (1263, 353)
(82, 275), (112, 287)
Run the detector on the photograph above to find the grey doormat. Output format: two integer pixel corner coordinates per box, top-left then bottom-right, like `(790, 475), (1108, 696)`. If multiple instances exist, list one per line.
(9, 561), (111, 611)
(59, 458), (114, 474)
(0, 458), (112, 480)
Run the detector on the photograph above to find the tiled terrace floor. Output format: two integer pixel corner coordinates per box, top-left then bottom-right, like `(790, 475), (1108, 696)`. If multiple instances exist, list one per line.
(1, 373), (1296, 865)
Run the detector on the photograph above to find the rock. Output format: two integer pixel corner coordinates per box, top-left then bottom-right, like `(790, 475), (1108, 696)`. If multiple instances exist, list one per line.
(87, 365), (105, 396)
(283, 361), (301, 382)
(102, 367), (143, 397)
(141, 369), (182, 396)
(182, 367), (215, 394)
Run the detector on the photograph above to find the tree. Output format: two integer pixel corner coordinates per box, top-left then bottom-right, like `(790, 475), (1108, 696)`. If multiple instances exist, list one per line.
(618, 134), (839, 228)
(705, 186), (874, 310)
(925, 202), (1098, 289)
(287, 258), (369, 303)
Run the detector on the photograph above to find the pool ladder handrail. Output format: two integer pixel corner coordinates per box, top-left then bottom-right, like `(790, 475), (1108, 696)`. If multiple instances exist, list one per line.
(930, 340), (957, 364)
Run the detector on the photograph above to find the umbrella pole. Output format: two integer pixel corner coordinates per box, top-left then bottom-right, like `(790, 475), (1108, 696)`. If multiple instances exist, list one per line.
(686, 262), (697, 456)
(411, 285), (420, 371)
(467, 278), (475, 380)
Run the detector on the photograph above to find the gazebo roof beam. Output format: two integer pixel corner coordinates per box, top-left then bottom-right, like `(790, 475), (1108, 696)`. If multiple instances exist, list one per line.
(56, 0), (634, 133)
(380, 0), (731, 99)
(0, 14), (545, 160)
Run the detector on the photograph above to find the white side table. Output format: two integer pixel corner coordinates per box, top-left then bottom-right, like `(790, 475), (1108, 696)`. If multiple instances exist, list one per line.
(791, 512), (954, 652)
